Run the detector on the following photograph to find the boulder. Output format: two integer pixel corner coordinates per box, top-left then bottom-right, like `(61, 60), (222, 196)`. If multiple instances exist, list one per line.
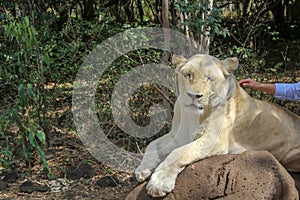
(20, 181), (50, 193)
(66, 162), (95, 180)
(126, 150), (298, 200)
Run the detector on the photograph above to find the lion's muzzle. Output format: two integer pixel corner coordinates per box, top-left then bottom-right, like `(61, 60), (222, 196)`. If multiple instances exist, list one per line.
(186, 92), (206, 110)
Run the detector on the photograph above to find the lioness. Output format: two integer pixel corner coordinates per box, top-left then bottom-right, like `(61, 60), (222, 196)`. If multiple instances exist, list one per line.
(135, 54), (300, 197)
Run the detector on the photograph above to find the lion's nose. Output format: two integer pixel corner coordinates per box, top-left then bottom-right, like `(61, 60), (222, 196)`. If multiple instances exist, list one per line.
(187, 92), (203, 99)
(196, 94), (203, 98)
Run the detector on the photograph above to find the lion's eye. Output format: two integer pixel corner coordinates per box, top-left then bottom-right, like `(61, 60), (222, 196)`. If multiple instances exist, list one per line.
(184, 73), (192, 80)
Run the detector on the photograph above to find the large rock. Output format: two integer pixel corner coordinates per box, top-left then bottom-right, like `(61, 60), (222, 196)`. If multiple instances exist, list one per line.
(126, 150), (298, 200)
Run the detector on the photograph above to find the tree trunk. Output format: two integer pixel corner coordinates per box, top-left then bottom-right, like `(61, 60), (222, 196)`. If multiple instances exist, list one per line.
(161, 0), (172, 126)
(199, 0), (213, 54)
(83, 0), (95, 21)
(162, 0), (170, 30)
(57, 7), (69, 31)
(269, 0), (289, 37)
(155, 0), (162, 23)
(124, 0), (135, 22)
(288, 0), (300, 24)
(137, 0), (144, 23)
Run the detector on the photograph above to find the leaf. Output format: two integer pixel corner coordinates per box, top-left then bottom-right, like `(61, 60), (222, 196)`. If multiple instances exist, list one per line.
(36, 130), (46, 144)
(24, 17), (30, 26)
(26, 83), (35, 99)
(18, 84), (24, 95)
(28, 130), (36, 147)
(41, 54), (50, 66)
(4, 23), (11, 36)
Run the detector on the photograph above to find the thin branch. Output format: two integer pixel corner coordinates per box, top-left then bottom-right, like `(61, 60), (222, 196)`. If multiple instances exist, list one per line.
(242, 3), (266, 47)
(154, 85), (174, 107)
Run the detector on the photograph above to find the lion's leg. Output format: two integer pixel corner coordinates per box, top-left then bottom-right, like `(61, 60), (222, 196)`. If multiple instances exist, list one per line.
(135, 133), (181, 182)
(135, 100), (182, 182)
(146, 134), (228, 197)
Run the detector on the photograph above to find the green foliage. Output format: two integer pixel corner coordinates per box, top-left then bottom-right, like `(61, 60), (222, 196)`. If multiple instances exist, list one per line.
(0, 147), (13, 169)
(1, 16), (52, 178)
(0, 112), (13, 169)
(176, 0), (229, 39)
(265, 26), (280, 41)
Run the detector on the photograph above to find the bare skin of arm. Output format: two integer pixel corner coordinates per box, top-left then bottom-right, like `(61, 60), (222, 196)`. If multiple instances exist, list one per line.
(238, 78), (276, 95)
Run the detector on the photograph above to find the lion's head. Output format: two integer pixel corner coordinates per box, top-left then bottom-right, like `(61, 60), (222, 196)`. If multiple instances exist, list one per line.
(172, 54), (239, 113)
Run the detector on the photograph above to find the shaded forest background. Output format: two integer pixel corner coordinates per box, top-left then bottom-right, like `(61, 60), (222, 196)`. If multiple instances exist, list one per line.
(0, 0), (299, 199)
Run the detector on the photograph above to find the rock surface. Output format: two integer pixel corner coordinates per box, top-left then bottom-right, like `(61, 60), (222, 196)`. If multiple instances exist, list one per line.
(126, 150), (298, 200)
(96, 175), (120, 187)
(20, 180), (50, 193)
(66, 162), (95, 180)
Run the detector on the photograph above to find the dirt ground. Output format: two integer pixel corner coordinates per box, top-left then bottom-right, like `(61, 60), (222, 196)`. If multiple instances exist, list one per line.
(0, 182), (136, 200)
(0, 129), (138, 200)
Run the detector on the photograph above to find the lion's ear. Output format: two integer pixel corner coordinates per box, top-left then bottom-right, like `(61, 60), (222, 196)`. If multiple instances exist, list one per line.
(172, 54), (186, 65)
(221, 57), (239, 72)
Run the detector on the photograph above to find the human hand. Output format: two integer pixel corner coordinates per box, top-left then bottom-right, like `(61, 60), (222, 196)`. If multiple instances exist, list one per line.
(238, 78), (261, 90)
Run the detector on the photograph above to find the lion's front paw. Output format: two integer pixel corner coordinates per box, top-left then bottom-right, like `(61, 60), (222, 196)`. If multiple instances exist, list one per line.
(146, 169), (176, 197)
(135, 168), (152, 182)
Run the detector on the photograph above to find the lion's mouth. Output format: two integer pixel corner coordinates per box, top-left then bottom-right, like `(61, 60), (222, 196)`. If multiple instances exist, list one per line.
(184, 101), (205, 110)
(193, 103), (204, 110)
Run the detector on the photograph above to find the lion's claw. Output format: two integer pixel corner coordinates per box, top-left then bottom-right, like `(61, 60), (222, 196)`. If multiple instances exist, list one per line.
(146, 169), (176, 197)
(146, 182), (172, 197)
(135, 168), (152, 182)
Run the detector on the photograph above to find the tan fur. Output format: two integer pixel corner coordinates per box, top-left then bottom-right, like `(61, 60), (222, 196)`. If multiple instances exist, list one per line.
(135, 54), (300, 197)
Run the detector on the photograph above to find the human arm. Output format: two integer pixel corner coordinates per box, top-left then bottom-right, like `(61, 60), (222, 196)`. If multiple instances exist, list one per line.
(274, 82), (300, 100)
(239, 78), (300, 101)
(238, 78), (276, 95)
